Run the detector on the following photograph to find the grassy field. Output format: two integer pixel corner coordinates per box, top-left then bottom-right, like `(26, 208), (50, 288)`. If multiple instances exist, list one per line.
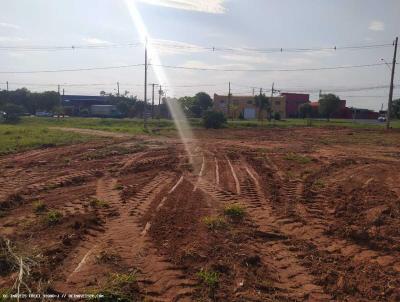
(0, 123), (96, 155)
(1, 116), (399, 155)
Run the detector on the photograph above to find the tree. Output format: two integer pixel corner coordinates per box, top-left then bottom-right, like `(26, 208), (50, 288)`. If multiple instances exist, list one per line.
(298, 103), (313, 118)
(195, 92), (212, 112)
(391, 98), (400, 119)
(254, 94), (270, 121)
(203, 111), (226, 129)
(318, 94), (341, 121)
(1, 103), (24, 123)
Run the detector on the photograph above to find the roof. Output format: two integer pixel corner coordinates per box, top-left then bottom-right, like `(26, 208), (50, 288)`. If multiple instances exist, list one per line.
(61, 95), (106, 102)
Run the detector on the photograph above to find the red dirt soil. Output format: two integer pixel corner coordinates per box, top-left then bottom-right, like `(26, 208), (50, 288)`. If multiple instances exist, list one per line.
(1, 127), (400, 301)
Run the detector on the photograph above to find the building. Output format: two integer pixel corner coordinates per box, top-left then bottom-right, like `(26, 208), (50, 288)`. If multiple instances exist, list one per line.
(280, 93), (310, 118)
(61, 95), (121, 117)
(311, 99), (379, 119)
(213, 94), (286, 119)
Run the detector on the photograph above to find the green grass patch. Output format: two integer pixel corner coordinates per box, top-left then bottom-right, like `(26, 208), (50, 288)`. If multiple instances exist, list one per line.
(32, 200), (46, 213)
(0, 122), (96, 155)
(197, 269), (219, 288)
(284, 152), (312, 164)
(44, 210), (63, 225)
(89, 198), (110, 208)
(202, 216), (227, 230)
(313, 179), (325, 189)
(224, 204), (246, 219)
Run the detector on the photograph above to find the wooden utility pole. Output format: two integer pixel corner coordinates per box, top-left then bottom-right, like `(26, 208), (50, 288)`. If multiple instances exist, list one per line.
(58, 85), (62, 107)
(6, 81), (9, 91)
(386, 36), (398, 130)
(117, 82), (120, 96)
(151, 83), (155, 119)
(158, 85), (162, 119)
(227, 82), (231, 119)
(144, 40), (148, 128)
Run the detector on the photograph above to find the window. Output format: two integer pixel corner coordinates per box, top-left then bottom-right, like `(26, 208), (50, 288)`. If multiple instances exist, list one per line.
(275, 101), (280, 106)
(220, 100), (225, 104)
(247, 100), (253, 104)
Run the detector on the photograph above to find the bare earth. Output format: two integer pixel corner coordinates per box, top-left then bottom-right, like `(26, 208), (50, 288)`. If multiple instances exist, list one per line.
(1, 127), (400, 301)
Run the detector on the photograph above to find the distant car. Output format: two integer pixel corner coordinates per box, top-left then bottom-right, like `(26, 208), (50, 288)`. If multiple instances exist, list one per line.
(35, 111), (53, 117)
(377, 116), (386, 122)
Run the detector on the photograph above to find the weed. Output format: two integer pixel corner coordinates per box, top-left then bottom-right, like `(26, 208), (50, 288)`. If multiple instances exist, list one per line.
(89, 198), (110, 208)
(202, 216), (227, 230)
(313, 179), (325, 188)
(197, 269), (219, 288)
(113, 184), (124, 191)
(109, 272), (137, 287)
(224, 204), (245, 219)
(33, 200), (46, 213)
(45, 211), (63, 225)
(284, 153), (312, 164)
(95, 250), (121, 264)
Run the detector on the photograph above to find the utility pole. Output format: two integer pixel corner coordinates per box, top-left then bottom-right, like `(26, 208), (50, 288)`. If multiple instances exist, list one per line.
(58, 85), (62, 107)
(252, 87), (255, 96)
(157, 85), (163, 126)
(227, 82), (231, 119)
(319, 90), (322, 99)
(386, 36), (398, 130)
(151, 83), (155, 119)
(144, 39), (148, 128)
(6, 81), (8, 91)
(117, 82), (120, 96)
(270, 82), (275, 98)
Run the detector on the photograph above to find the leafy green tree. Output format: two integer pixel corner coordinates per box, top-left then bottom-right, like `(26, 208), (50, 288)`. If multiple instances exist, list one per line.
(318, 94), (341, 121)
(391, 98), (400, 119)
(2, 103), (24, 123)
(195, 92), (212, 114)
(203, 111), (226, 129)
(254, 94), (270, 121)
(298, 103), (313, 118)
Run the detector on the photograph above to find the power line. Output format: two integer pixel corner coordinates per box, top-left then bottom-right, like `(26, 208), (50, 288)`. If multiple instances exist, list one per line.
(0, 63), (145, 74)
(153, 62), (391, 72)
(0, 41), (393, 53)
(1, 62), (393, 74)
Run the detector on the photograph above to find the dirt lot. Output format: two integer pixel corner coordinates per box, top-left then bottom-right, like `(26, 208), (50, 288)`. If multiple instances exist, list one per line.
(1, 127), (400, 301)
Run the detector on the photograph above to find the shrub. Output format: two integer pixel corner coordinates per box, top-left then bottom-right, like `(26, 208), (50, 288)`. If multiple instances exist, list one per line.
(284, 153), (312, 164)
(33, 201), (46, 213)
(273, 112), (281, 120)
(224, 204), (245, 219)
(89, 198), (110, 208)
(203, 111), (226, 129)
(202, 216), (227, 230)
(197, 269), (219, 288)
(45, 211), (63, 225)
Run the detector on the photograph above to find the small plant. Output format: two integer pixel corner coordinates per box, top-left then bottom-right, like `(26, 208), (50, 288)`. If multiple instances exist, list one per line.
(33, 200), (46, 213)
(224, 204), (245, 219)
(313, 179), (325, 188)
(202, 216), (227, 230)
(113, 184), (124, 191)
(284, 153), (312, 164)
(45, 211), (63, 225)
(109, 272), (137, 287)
(89, 198), (110, 208)
(197, 269), (219, 288)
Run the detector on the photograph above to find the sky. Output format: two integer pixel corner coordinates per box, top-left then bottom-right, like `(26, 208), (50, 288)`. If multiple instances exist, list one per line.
(0, 0), (399, 110)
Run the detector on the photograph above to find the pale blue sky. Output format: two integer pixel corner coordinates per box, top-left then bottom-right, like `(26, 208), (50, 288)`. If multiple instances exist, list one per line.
(0, 0), (399, 109)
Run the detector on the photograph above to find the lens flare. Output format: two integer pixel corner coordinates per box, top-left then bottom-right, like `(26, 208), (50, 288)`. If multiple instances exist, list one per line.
(124, 0), (197, 167)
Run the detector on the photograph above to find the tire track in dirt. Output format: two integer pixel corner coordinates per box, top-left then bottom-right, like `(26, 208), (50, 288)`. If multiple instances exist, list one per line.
(247, 153), (400, 299)
(53, 172), (174, 293)
(138, 175), (199, 302)
(228, 156), (331, 301)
